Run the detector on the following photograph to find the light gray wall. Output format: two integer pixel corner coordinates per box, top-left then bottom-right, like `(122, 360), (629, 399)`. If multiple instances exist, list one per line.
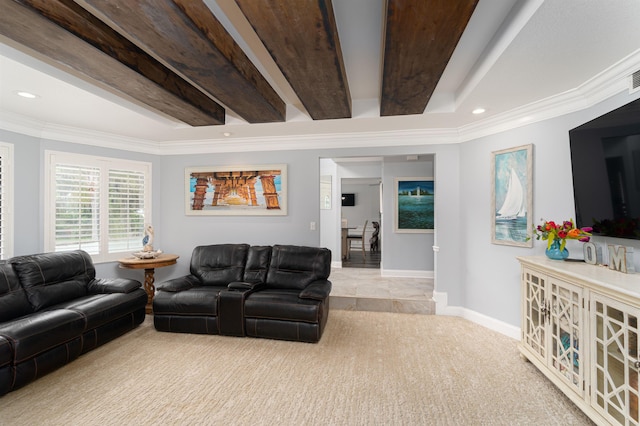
(1, 131), (456, 288)
(158, 150), (322, 279)
(1, 131), (40, 256)
(381, 158), (434, 272)
(8, 89), (640, 328)
(0, 131), (163, 281)
(459, 90), (640, 327)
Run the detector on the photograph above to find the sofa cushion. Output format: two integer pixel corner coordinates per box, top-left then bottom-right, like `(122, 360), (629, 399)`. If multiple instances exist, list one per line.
(244, 289), (323, 323)
(153, 286), (223, 316)
(55, 290), (148, 331)
(0, 309), (85, 364)
(243, 246), (272, 283)
(0, 335), (12, 396)
(157, 275), (200, 292)
(265, 245), (331, 290)
(10, 250), (94, 311)
(0, 262), (33, 322)
(299, 280), (332, 301)
(190, 244), (249, 286)
(0, 335), (11, 369)
(87, 278), (141, 294)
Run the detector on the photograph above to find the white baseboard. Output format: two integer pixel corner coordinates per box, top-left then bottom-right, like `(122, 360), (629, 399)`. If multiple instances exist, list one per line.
(331, 261), (343, 269)
(433, 291), (520, 340)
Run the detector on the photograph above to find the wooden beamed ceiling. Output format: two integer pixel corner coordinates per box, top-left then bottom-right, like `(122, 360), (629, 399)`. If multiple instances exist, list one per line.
(2, 0), (226, 126)
(381, 0), (478, 116)
(235, 0), (351, 120)
(1, 0), (478, 126)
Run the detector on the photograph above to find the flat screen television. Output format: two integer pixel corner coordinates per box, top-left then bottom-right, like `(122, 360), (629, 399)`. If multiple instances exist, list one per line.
(569, 97), (640, 240)
(341, 193), (355, 206)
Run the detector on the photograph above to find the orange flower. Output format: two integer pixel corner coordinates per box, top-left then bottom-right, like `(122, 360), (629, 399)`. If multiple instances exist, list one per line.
(567, 228), (581, 238)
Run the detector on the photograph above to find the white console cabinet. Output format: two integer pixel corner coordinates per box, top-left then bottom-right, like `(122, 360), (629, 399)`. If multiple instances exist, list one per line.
(518, 256), (640, 425)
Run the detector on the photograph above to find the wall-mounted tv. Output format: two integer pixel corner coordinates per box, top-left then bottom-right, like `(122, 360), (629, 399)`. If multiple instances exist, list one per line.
(341, 193), (355, 206)
(569, 97), (640, 240)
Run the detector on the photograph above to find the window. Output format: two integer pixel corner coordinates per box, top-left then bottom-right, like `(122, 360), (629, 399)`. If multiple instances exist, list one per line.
(0, 143), (14, 259)
(45, 151), (151, 262)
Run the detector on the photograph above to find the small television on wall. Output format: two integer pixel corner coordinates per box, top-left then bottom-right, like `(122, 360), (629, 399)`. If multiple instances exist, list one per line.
(569, 97), (640, 240)
(341, 193), (355, 206)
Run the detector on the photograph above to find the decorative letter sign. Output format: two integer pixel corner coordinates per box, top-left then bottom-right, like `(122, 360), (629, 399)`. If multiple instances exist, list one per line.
(583, 242), (602, 265)
(608, 245), (636, 274)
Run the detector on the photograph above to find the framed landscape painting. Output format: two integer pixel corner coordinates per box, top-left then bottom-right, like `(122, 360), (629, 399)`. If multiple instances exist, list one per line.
(491, 144), (533, 247)
(185, 164), (287, 216)
(394, 178), (434, 233)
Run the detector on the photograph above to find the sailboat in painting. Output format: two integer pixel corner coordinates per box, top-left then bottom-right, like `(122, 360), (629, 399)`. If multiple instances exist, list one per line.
(496, 168), (525, 221)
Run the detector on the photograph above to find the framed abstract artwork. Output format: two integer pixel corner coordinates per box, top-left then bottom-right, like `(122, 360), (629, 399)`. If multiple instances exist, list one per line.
(394, 178), (434, 233)
(491, 144), (533, 247)
(185, 164), (287, 216)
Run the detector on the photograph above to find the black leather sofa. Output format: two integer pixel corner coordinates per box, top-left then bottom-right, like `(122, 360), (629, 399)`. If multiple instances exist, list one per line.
(153, 244), (332, 343)
(0, 250), (147, 396)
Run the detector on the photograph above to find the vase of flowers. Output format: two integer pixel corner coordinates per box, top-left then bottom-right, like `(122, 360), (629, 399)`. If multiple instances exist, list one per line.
(545, 239), (569, 260)
(531, 219), (592, 260)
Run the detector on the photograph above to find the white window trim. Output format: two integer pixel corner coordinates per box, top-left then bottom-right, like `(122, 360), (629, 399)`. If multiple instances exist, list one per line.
(44, 150), (152, 263)
(0, 142), (14, 259)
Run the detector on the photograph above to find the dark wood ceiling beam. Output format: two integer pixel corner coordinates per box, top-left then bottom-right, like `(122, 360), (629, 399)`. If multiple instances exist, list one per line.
(79, 0), (286, 124)
(235, 0), (351, 120)
(381, 0), (478, 117)
(1, 0), (225, 126)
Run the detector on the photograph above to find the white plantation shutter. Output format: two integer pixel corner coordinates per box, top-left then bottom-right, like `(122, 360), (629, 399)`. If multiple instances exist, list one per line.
(0, 152), (4, 258)
(108, 169), (145, 252)
(46, 151), (151, 262)
(54, 164), (101, 254)
(0, 144), (13, 260)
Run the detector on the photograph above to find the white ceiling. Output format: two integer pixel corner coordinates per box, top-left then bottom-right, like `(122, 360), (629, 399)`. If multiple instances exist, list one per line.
(1, 0), (640, 153)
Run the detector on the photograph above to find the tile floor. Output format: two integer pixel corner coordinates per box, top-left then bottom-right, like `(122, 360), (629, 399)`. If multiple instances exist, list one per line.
(329, 266), (435, 315)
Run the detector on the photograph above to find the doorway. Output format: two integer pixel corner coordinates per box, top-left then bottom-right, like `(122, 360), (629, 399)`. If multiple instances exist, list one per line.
(340, 177), (381, 268)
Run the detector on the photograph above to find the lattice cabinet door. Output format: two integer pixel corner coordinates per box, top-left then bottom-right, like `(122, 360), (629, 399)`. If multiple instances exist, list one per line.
(521, 267), (547, 363)
(548, 277), (585, 397)
(591, 293), (640, 426)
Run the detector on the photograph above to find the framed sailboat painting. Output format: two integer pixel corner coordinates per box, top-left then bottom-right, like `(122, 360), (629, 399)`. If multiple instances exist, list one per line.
(491, 144), (533, 247)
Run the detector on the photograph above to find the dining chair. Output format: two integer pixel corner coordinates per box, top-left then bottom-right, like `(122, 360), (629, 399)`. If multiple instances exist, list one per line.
(346, 220), (368, 260)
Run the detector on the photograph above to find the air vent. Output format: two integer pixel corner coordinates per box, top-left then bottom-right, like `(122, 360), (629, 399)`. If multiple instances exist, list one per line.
(631, 69), (640, 94)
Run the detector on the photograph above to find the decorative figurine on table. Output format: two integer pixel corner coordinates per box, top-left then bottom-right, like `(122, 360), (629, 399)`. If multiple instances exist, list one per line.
(133, 224), (162, 259)
(142, 224), (154, 252)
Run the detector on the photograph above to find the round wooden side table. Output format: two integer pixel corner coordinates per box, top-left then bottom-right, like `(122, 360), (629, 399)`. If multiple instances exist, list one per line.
(118, 253), (179, 314)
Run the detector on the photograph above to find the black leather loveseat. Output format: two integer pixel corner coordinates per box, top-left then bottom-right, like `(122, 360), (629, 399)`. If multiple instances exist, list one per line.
(153, 244), (332, 343)
(0, 250), (147, 396)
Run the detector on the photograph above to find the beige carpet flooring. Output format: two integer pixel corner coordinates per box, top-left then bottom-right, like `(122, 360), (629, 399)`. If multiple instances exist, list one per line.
(0, 311), (593, 425)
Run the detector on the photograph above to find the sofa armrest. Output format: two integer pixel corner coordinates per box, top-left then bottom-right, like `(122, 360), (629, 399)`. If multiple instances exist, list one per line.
(157, 275), (200, 292)
(228, 281), (265, 291)
(299, 280), (332, 301)
(88, 278), (141, 294)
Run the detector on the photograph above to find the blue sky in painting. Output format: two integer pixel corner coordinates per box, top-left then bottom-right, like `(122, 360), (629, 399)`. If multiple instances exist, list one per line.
(397, 180), (434, 194)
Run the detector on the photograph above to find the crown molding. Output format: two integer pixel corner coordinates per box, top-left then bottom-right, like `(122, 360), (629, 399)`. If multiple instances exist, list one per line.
(1, 48), (639, 154)
(39, 122), (161, 154)
(0, 110), (46, 138)
(157, 128), (461, 155)
(458, 48), (640, 142)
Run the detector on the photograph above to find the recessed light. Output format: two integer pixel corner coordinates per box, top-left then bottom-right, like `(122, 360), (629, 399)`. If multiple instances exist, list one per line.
(15, 91), (39, 99)
(222, 132), (232, 137)
(472, 107), (486, 115)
